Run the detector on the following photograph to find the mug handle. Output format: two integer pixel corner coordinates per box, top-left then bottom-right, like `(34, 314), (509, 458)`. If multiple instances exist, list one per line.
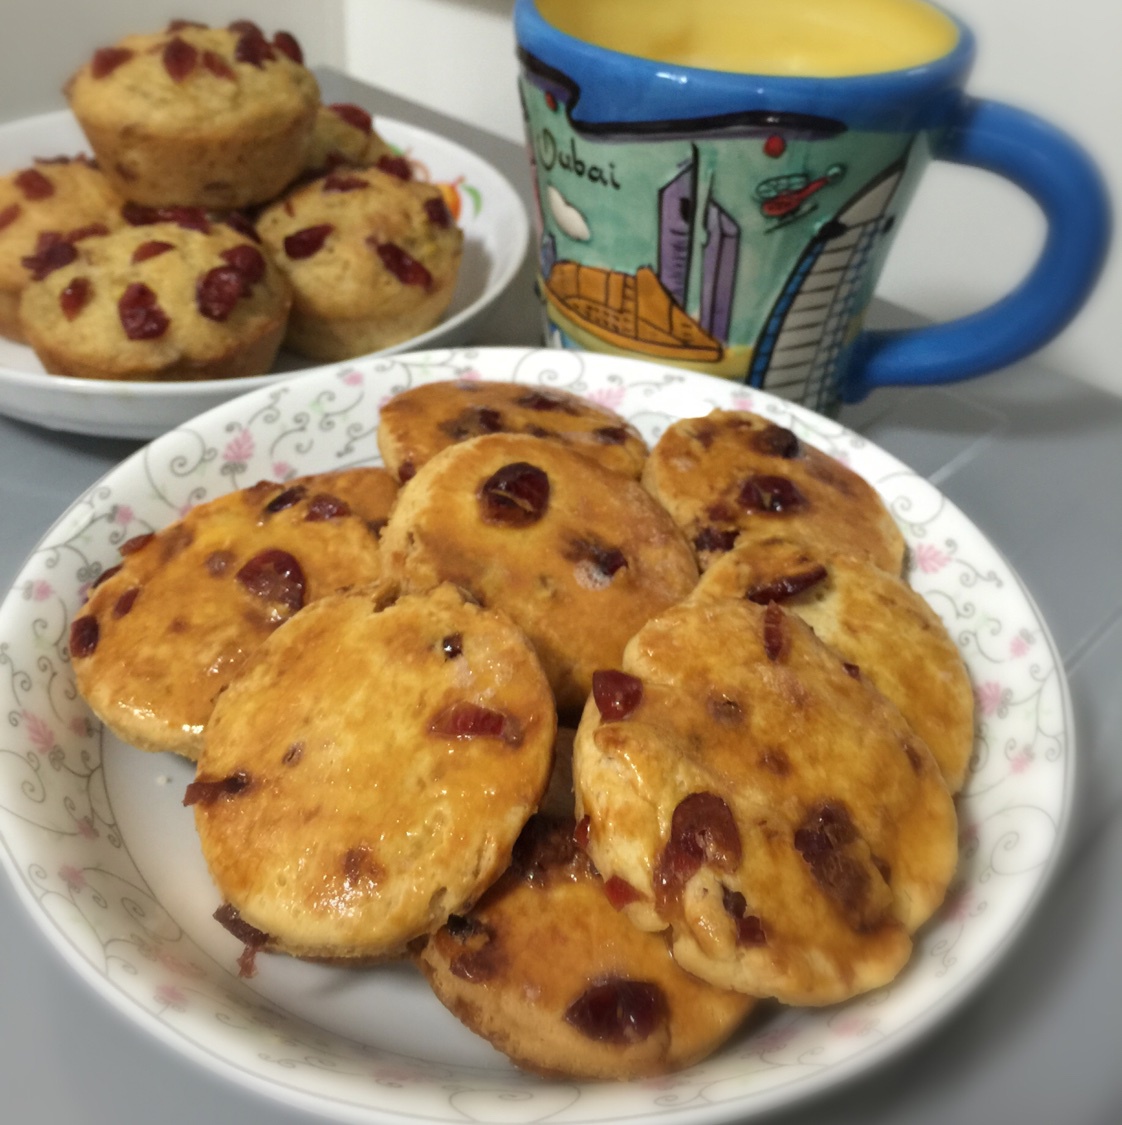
(842, 97), (1112, 402)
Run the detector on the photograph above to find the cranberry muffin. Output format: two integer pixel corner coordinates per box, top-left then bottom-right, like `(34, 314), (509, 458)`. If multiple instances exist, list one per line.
(192, 582), (556, 964)
(377, 378), (649, 484)
(416, 815), (754, 1078)
(0, 155), (125, 341)
(256, 164), (463, 361)
(643, 410), (907, 574)
(572, 596), (958, 1006)
(18, 214), (291, 381)
(65, 20), (320, 209)
(68, 474), (386, 759)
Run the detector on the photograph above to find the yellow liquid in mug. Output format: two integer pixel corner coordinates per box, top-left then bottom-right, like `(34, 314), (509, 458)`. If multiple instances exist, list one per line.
(535, 0), (959, 77)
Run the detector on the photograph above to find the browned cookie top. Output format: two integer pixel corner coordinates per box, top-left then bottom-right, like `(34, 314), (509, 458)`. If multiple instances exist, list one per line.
(572, 596), (958, 1006)
(642, 410), (906, 574)
(377, 379), (649, 483)
(379, 432), (698, 717)
(416, 814), (753, 1079)
(69, 473), (385, 759)
(192, 583), (556, 963)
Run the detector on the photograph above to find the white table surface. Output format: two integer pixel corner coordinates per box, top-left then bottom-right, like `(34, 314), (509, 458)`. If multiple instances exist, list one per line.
(1, 71), (1119, 1125)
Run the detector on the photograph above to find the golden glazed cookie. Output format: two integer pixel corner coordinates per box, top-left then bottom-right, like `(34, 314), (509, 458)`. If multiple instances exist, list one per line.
(65, 20), (320, 208)
(691, 535), (976, 792)
(379, 433), (699, 717)
(416, 815), (754, 1079)
(0, 155), (125, 341)
(18, 217), (291, 381)
(68, 474), (385, 759)
(377, 378), (649, 483)
(191, 582), (556, 962)
(302, 103), (398, 179)
(256, 165), (464, 361)
(572, 597), (958, 1006)
(643, 411), (906, 574)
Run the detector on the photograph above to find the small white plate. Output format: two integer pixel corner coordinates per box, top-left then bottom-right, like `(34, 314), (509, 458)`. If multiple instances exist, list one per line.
(0, 111), (529, 439)
(0, 347), (1073, 1125)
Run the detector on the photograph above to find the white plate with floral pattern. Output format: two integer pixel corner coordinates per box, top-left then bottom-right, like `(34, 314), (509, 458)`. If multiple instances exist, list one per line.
(0, 347), (1072, 1124)
(0, 111), (529, 440)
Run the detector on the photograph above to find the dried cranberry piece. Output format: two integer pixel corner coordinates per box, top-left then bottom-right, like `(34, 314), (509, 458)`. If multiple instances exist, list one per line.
(212, 903), (269, 978)
(593, 426), (629, 445)
(793, 801), (879, 928)
(15, 168), (55, 200)
(235, 549), (306, 616)
(201, 49), (235, 80)
(653, 792), (742, 914)
(440, 405), (505, 440)
(564, 977), (669, 1045)
(693, 526), (738, 555)
(91, 46), (134, 78)
(120, 532), (155, 555)
(163, 205), (210, 233)
(284, 224), (333, 259)
(745, 564), (828, 605)
(592, 670), (643, 721)
(843, 661), (861, 679)
(121, 201), (159, 226)
(763, 602), (787, 662)
(162, 36), (198, 81)
(0, 203), (20, 232)
(603, 875), (642, 910)
(322, 173), (369, 193)
(183, 770), (252, 806)
(478, 462), (550, 527)
(132, 240), (174, 263)
(90, 563), (122, 590)
(59, 277), (91, 320)
(515, 390), (578, 414)
(574, 816), (591, 850)
(447, 922), (501, 982)
(565, 538), (627, 582)
(272, 30), (303, 63)
(329, 103), (373, 133)
(424, 196), (452, 228)
(374, 241), (432, 288)
(196, 265), (245, 321)
(112, 587), (139, 618)
(753, 424), (802, 459)
(118, 282), (170, 340)
(376, 154), (413, 181)
(441, 633), (463, 659)
(223, 244), (266, 287)
(722, 887), (767, 945)
(21, 233), (77, 281)
(509, 815), (583, 886)
(428, 701), (522, 746)
(264, 486), (305, 513)
(738, 474), (808, 513)
(304, 493), (351, 521)
(67, 223), (109, 243)
(234, 26), (275, 67)
(69, 616), (99, 658)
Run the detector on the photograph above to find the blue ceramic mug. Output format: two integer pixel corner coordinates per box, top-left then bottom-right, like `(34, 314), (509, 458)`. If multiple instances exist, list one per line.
(513, 0), (1111, 413)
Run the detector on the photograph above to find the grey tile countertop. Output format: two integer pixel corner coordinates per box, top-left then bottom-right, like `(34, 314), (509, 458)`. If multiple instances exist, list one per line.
(0, 70), (1119, 1125)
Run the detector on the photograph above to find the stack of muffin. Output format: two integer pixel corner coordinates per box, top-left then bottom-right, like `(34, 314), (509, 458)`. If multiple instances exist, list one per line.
(68, 377), (974, 1081)
(0, 19), (464, 380)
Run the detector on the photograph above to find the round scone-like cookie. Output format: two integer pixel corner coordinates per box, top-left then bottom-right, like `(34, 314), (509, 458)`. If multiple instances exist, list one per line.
(416, 814), (754, 1079)
(379, 433), (699, 717)
(0, 155), (125, 341)
(690, 535), (976, 792)
(256, 165), (464, 361)
(572, 597), (958, 1006)
(18, 218), (291, 381)
(65, 20), (320, 209)
(643, 410), (906, 574)
(68, 474), (385, 760)
(191, 582), (557, 963)
(377, 379), (649, 483)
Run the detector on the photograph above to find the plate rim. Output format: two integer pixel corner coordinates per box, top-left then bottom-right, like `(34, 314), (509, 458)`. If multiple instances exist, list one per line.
(0, 345), (1076, 1124)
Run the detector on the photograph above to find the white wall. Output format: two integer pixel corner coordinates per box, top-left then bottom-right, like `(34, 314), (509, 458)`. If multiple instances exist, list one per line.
(343, 0), (1121, 397)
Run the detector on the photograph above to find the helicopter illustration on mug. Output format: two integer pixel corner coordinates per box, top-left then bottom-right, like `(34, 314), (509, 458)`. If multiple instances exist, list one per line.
(756, 163), (847, 227)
